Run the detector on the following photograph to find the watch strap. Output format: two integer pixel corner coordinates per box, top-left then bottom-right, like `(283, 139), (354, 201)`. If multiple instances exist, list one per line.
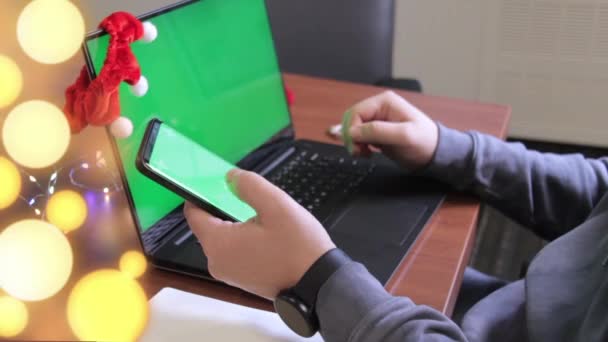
(293, 248), (351, 309)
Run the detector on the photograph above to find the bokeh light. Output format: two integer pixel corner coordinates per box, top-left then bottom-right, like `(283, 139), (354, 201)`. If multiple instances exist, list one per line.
(119, 251), (147, 279)
(17, 0), (85, 64)
(2, 100), (71, 169)
(46, 190), (88, 233)
(0, 156), (21, 209)
(0, 55), (23, 108)
(0, 296), (28, 338)
(0, 220), (73, 301)
(67, 269), (149, 342)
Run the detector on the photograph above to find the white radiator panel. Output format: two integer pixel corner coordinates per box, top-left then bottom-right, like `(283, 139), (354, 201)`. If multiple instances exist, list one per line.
(393, 0), (484, 101)
(481, 0), (608, 146)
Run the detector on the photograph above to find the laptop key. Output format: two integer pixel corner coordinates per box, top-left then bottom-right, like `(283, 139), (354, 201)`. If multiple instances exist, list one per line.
(267, 149), (374, 213)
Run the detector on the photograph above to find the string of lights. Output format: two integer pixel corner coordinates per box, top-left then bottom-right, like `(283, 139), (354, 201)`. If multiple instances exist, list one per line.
(16, 150), (123, 217)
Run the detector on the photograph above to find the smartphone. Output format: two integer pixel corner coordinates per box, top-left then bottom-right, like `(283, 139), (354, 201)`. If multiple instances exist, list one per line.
(136, 118), (256, 222)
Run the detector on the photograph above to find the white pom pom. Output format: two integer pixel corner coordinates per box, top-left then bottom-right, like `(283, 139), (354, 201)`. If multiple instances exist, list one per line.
(141, 22), (158, 43)
(130, 75), (148, 97)
(110, 117), (134, 139)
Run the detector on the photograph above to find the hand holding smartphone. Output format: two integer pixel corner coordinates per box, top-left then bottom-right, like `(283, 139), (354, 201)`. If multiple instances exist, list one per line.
(136, 119), (256, 222)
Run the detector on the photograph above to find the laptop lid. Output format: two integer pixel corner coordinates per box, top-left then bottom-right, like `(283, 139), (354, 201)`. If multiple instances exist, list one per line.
(82, 0), (294, 253)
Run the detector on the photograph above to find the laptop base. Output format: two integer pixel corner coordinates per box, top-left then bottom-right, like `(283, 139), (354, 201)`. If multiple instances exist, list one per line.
(150, 140), (446, 285)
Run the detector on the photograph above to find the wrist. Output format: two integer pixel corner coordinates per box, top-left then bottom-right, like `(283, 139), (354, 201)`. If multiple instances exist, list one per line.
(417, 122), (474, 180)
(293, 248), (351, 307)
(409, 120), (440, 171)
(274, 248), (351, 337)
(287, 241), (336, 291)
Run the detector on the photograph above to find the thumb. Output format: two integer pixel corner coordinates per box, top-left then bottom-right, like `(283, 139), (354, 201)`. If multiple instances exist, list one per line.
(227, 169), (287, 219)
(183, 201), (226, 242)
(348, 121), (407, 146)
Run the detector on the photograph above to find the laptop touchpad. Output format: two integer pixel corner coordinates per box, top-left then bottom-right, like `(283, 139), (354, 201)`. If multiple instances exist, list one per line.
(328, 197), (428, 247)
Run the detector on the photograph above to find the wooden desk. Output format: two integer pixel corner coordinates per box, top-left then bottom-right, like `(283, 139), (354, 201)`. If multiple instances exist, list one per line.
(18, 74), (510, 340)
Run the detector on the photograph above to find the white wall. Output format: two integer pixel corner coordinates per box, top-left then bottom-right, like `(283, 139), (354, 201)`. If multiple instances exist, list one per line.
(393, 0), (608, 148)
(393, 0), (484, 101)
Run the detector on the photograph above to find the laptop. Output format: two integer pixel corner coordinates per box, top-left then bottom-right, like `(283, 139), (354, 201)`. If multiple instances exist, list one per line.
(83, 0), (446, 285)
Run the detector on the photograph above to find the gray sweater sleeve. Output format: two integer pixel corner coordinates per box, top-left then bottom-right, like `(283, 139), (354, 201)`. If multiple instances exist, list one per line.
(424, 124), (608, 240)
(316, 123), (608, 341)
(317, 262), (468, 342)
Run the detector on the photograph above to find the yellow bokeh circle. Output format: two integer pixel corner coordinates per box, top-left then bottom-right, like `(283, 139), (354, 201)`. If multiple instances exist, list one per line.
(0, 220), (73, 301)
(2, 100), (71, 169)
(17, 0), (85, 64)
(67, 270), (149, 342)
(46, 190), (88, 233)
(0, 156), (21, 209)
(0, 296), (28, 338)
(119, 251), (148, 279)
(0, 55), (23, 108)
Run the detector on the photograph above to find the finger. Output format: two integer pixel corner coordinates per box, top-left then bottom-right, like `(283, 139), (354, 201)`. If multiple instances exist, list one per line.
(348, 121), (407, 146)
(348, 91), (409, 124)
(227, 169), (288, 220)
(183, 202), (225, 241)
(341, 94), (384, 149)
(359, 143), (373, 157)
(350, 143), (372, 158)
(342, 91), (410, 153)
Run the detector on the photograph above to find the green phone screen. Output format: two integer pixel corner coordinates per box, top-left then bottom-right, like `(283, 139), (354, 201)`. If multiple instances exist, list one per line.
(148, 123), (256, 222)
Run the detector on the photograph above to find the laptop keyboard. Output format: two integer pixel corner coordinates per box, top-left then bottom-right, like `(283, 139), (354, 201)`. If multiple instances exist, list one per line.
(268, 150), (374, 213)
(142, 211), (185, 250)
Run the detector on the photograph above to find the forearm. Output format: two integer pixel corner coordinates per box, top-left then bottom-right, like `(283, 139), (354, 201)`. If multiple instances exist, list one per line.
(423, 124), (608, 239)
(316, 262), (467, 342)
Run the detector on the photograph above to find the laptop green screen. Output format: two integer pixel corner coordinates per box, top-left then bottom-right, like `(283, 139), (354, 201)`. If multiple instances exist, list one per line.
(86, 0), (290, 231)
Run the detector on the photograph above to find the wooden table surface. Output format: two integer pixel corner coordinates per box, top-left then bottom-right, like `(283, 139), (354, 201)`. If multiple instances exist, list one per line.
(17, 74), (510, 340)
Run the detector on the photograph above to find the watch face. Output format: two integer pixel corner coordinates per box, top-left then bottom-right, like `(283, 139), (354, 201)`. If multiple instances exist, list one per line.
(274, 294), (317, 338)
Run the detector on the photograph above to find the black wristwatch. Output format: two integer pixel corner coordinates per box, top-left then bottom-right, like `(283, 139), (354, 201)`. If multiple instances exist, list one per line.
(274, 248), (351, 337)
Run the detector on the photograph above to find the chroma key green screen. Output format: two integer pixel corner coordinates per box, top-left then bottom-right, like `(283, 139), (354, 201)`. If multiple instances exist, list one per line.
(85, 0), (290, 231)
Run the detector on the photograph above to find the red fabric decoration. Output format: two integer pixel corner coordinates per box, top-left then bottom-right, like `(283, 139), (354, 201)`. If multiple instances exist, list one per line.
(64, 11), (296, 135)
(285, 86), (295, 107)
(64, 12), (144, 133)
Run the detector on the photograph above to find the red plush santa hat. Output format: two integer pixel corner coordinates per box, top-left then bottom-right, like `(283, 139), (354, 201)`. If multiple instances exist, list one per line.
(64, 12), (157, 138)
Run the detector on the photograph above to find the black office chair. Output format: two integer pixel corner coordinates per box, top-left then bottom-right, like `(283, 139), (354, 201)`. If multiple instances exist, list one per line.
(266, 0), (423, 92)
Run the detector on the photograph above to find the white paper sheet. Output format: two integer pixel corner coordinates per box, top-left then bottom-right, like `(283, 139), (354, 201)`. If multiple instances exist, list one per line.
(140, 288), (324, 342)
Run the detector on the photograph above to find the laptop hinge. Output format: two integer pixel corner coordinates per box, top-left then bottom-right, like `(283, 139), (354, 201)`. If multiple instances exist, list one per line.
(258, 146), (296, 176)
(149, 220), (189, 255)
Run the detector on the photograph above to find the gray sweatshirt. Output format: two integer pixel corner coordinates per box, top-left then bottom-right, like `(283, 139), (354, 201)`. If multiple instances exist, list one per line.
(316, 124), (608, 342)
